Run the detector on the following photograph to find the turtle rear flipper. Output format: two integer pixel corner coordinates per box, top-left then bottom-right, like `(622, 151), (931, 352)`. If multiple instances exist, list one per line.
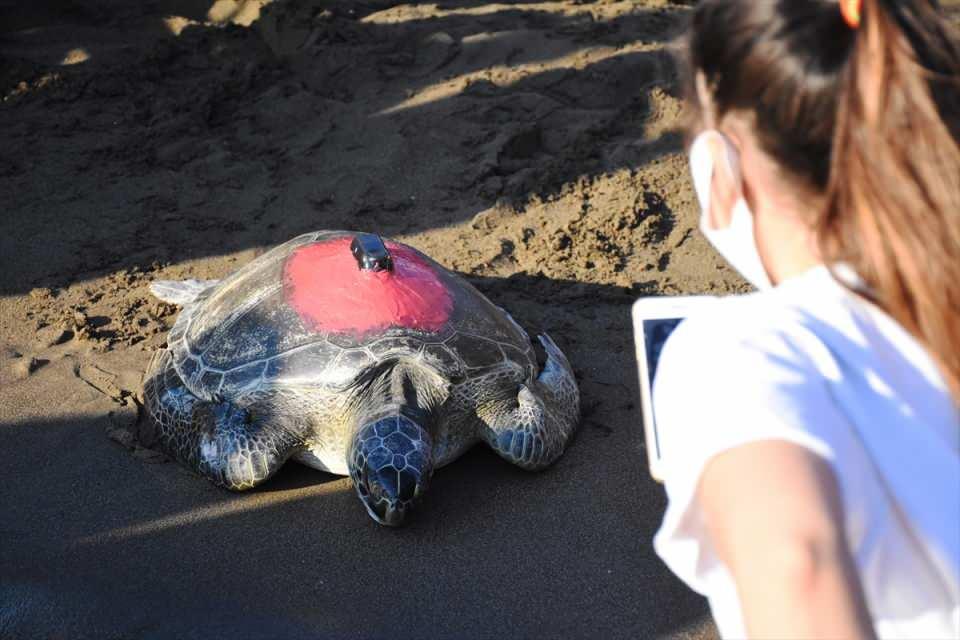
(481, 334), (580, 470)
(149, 279), (220, 306)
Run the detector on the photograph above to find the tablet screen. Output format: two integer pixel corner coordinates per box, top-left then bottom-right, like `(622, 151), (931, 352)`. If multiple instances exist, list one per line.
(643, 318), (683, 383)
(641, 317), (682, 462)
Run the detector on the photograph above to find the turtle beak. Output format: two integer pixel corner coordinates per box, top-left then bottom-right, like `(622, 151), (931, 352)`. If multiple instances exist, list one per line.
(360, 471), (415, 527)
(367, 498), (406, 527)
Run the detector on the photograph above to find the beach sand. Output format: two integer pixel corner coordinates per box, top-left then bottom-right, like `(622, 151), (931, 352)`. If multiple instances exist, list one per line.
(0, 1), (756, 637)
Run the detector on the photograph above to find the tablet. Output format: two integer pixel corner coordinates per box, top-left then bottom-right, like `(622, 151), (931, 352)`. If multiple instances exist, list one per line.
(631, 296), (716, 482)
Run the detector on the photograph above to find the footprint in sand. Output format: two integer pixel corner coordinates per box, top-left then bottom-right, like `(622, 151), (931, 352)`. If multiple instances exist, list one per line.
(6, 350), (48, 380)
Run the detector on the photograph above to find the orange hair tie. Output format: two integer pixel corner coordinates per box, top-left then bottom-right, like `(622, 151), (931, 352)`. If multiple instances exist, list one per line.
(840, 0), (862, 28)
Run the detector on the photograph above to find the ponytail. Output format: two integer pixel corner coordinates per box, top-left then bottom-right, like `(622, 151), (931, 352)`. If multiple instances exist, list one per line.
(822, 0), (960, 400)
(685, 0), (960, 401)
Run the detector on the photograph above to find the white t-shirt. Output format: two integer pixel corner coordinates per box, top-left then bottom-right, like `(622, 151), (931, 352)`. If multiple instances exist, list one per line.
(652, 266), (960, 639)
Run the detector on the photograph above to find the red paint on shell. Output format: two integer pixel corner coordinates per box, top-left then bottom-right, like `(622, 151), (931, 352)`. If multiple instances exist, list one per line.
(283, 237), (453, 335)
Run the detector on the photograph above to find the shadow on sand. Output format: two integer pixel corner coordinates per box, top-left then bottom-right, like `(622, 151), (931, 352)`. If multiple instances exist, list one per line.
(0, 269), (713, 638)
(1, 409), (710, 639)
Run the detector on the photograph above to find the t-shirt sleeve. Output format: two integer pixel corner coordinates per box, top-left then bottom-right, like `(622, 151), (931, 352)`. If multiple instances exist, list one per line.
(651, 309), (839, 596)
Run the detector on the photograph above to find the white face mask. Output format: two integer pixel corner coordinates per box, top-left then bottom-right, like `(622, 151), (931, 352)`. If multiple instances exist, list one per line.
(689, 131), (773, 290)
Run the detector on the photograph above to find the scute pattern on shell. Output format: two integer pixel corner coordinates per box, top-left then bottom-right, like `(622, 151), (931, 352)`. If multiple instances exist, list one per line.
(165, 231), (538, 401)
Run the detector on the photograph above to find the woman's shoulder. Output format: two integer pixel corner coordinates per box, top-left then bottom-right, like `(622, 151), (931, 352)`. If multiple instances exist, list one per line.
(652, 285), (845, 488)
(664, 284), (834, 371)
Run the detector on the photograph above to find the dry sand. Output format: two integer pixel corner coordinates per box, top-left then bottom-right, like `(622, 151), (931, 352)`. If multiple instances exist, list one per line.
(0, 1), (751, 637)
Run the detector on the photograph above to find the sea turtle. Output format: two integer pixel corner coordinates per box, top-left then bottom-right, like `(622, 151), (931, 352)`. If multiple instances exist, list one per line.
(143, 231), (580, 525)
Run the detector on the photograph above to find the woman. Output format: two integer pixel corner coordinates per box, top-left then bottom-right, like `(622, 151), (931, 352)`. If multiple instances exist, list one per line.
(652, 0), (960, 638)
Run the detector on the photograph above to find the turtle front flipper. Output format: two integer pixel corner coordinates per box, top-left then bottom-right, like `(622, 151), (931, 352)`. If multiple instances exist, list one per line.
(143, 351), (302, 491)
(480, 334), (580, 470)
(188, 401), (303, 490)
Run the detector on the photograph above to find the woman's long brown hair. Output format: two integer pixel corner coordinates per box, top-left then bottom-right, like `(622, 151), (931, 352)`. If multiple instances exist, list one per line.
(684, 0), (960, 401)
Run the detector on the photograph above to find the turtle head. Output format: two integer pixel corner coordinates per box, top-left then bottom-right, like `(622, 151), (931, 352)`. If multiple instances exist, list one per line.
(348, 414), (433, 526)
